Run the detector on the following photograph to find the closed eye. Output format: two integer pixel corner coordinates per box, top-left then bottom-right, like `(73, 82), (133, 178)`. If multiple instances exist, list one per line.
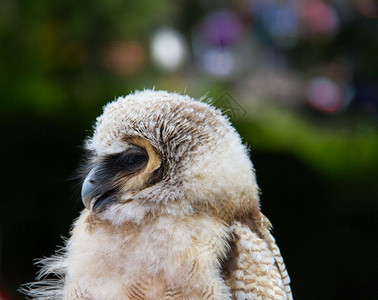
(119, 152), (148, 167)
(95, 146), (149, 179)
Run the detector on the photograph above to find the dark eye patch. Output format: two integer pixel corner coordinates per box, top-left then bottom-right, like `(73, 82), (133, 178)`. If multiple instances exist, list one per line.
(103, 146), (149, 176)
(77, 146), (150, 211)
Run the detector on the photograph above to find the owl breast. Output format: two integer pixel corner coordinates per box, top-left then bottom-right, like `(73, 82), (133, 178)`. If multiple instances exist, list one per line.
(63, 210), (232, 300)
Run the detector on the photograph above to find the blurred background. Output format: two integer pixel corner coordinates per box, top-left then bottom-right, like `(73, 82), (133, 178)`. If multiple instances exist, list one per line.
(0, 0), (377, 299)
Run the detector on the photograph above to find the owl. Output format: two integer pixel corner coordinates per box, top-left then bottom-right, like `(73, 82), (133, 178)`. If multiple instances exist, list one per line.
(23, 90), (292, 299)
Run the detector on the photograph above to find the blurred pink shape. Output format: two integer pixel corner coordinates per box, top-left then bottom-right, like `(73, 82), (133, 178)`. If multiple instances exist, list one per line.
(306, 77), (345, 113)
(301, 0), (339, 36)
(355, 0), (378, 18)
(104, 41), (146, 75)
(0, 287), (11, 300)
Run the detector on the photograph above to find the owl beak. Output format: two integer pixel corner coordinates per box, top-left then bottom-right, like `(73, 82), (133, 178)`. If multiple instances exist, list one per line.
(81, 168), (97, 209)
(81, 167), (117, 213)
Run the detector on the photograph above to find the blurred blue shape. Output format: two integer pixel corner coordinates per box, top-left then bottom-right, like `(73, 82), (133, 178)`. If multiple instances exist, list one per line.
(265, 3), (299, 47)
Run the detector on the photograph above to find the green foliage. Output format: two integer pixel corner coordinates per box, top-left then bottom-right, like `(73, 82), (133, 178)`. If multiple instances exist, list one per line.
(235, 111), (378, 178)
(0, 0), (169, 114)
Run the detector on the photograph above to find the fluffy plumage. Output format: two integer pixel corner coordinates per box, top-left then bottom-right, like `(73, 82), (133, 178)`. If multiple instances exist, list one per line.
(22, 90), (292, 299)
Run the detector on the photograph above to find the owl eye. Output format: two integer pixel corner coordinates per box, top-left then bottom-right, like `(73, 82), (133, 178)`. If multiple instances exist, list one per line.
(118, 147), (148, 169)
(122, 153), (148, 166)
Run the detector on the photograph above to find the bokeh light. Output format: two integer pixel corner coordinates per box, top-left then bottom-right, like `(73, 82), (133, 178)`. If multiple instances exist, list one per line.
(151, 27), (188, 72)
(300, 0), (340, 37)
(306, 76), (345, 113)
(193, 10), (247, 78)
(354, 0), (378, 18)
(104, 41), (146, 75)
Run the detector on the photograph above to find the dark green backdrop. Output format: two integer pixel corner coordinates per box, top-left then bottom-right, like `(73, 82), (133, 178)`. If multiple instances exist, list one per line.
(0, 0), (377, 299)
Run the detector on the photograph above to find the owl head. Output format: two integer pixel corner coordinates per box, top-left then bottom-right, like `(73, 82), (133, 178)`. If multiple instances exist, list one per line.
(81, 90), (259, 226)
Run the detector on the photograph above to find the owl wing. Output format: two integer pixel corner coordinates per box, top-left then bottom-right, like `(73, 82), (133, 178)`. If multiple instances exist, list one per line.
(223, 215), (293, 300)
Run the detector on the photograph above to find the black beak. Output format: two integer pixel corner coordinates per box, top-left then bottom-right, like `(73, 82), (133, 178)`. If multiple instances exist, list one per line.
(81, 167), (117, 213)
